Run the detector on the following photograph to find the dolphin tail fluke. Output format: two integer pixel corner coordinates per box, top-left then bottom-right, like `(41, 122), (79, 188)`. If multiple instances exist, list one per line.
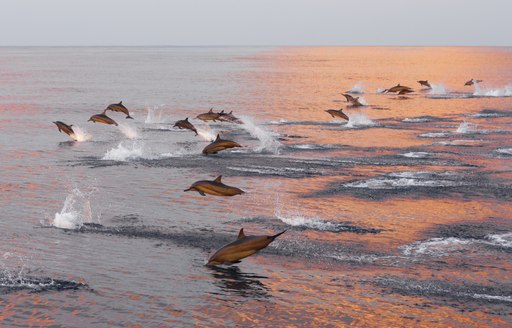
(269, 230), (287, 241)
(126, 115), (134, 119)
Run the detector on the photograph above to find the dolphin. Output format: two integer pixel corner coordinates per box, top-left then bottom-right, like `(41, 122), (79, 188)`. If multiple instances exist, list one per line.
(384, 84), (414, 93)
(218, 110), (243, 124)
(206, 228), (286, 266)
(174, 117), (198, 135)
(465, 78), (483, 86)
(342, 93), (364, 107)
(202, 134), (242, 155)
(53, 121), (76, 140)
(397, 88), (414, 95)
(325, 109), (349, 121)
(105, 101), (133, 119)
(417, 80), (431, 89)
(88, 111), (118, 126)
(184, 175), (244, 196)
(196, 108), (221, 122)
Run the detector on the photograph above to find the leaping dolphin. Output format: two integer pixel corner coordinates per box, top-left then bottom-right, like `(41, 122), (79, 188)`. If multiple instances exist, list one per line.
(465, 78), (483, 86)
(196, 108), (221, 122)
(218, 110), (243, 124)
(325, 108), (349, 121)
(53, 121), (76, 140)
(341, 94), (364, 107)
(105, 101), (133, 119)
(88, 111), (118, 126)
(417, 80), (431, 89)
(173, 117), (198, 135)
(184, 175), (244, 196)
(384, 84), (414, 94)
(206, 228), (286, 266)
(202, 134), (242, 155)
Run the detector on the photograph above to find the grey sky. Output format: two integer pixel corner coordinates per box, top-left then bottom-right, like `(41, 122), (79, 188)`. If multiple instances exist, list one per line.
(1, 0), (511, 46)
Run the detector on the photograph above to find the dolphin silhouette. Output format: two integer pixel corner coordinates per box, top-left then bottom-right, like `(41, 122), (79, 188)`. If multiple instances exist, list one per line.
(184, 175), (244, 196)
(196, 108), (221, 122)
(202, 134), (242, 155)
(325, 109), (349, 121)
(174, 117), (198, 135)
(88, 111), (118, 126)
(106, 101), (133, 119)
(206, 228), (286, 266)
(53, 121), (76, 140)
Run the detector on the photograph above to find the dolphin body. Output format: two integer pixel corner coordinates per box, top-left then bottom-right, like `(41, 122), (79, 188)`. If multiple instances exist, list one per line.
(325, 109), (349, 121)
(398, 88), (414, 95)
(218, 110), (242, 124)
(417, 80), (432, 89)
(342, 93), (364, 107)
(88, 111), (118, 126)
(202, 134), (242, 155)
(196, 108), (221, 122)
(174, 117), (198, 135)
(53, 121), (76, 139)
(106, 101), (133, 119)
(384, 84), (414, 94)
(184, 175), (244, 196)
(465, 79), (483, 86)
(206, 228), (286, 266)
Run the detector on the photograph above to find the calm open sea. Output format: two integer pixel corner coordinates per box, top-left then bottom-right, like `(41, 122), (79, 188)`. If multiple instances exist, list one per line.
(1, 46), (511, 327)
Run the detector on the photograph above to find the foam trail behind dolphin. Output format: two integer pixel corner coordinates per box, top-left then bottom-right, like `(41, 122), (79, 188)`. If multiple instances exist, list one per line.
(118, 123), (139, 139)
(71, 126), (92, 142)
(240, 116), (282, 154)
(345, 112), (375, 128)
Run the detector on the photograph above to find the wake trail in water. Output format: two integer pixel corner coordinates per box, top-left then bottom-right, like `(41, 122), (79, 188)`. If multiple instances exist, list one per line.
(473, 84), (512, 97)
(240, 116), (282, 154)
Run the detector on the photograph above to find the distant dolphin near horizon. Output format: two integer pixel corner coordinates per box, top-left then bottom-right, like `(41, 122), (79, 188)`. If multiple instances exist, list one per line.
(174, 117), (198, 135)
(465, 78), (483, 86)
(184, 175), (244, 196)
(105, 101), (133, 119)
(88, 111), (118, 126)
(417, 80), (432, 89)
(53, 121), (76, 140)
(342, 93), (364, 107)
(206, 228), (286, 266)
(202, 134), (242, 155)
(325, 108), (349, 121)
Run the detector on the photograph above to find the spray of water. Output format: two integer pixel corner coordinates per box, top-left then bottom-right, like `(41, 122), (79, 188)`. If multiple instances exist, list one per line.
(102, 141), (148, 161)
(52, 188), (95, 229)
(473, 84), (512, 97)
(240, 116), (282, 154)
(428, 83), (447, 95)
(117, 123), (139, 139)
(347, 82), (365, 94)
(345, 112), (375, 128)
(145, 105), (167, 124)
(455, 121), (477, 134)
(195, 123), (217, 142)
(70, 126), (92, 142)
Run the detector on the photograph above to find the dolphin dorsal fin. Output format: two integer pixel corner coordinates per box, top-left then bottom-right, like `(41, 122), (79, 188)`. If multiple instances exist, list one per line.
(70, 124), (73, 127)
(220, 110), (224, 114)
(119, 101), (122, 105)
(214, 175), (222, 183)
(355, 97), (359, 100)
(237, 228), (246, 239)
(185, 117), (189, 121)
(215, 134), (220, 141)
(209, 108), (213, 113)
(397, 84), (401, 86)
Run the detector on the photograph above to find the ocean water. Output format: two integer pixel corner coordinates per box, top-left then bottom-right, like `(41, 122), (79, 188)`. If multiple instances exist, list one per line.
(1, 46), (512, 327)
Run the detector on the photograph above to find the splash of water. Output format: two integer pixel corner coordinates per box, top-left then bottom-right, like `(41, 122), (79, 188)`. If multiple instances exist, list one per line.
(455, 121), (477, 134)
(117, 123), (139, 139)
(428, 83), (447, 95)
(195, 123), (217, 142)
(102, 141), (147, 161)
(347, 82), (365, 94)
(473, 84), (512, 97)
(345, 112), (375, 128)
(70, 126), (92, 142)
(240, 116), (282, 154)
(144, 105), (167, 124)
(53, 188), (94, 229)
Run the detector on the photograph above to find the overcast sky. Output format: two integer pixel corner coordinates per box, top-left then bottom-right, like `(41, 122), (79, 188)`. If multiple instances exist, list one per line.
(1, 0), (511, 46)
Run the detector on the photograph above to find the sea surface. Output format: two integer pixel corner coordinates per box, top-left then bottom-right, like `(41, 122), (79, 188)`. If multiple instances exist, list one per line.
(0, 46), (511, 327)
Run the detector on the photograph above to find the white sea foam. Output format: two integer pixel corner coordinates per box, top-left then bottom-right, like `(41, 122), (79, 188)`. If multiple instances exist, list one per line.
(473, 84), (512, 97)
(403, 117), (434, 123)
(418, 132), (450, 138)
(102, 141), (149, 161)
(268, 119), (289, 125)
(428, 83), (447, 95)
(400, 152), (432, 158)
(276, 213), (339, 231)
(117, 123), (139, 139)
(344, 171), (463, 189)
(70, 126), (92, 142)
(345, 113), (375, 128)
(455, 121), (477, 134)
(433, 140), (480, 146)
(240, 116), (282, 154)
(347, 82), (365, 94)
(53, 188), (94, 229)
(195, 124), (217, 142)
(496, 148), (512, 156)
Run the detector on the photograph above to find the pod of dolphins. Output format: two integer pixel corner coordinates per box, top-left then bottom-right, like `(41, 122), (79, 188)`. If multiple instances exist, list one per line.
(52, 77), (483, 266)
(329, 78), (484, 121)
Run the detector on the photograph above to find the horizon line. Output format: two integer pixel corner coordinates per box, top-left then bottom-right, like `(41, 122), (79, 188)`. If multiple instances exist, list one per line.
(0, 44), (511, 48)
